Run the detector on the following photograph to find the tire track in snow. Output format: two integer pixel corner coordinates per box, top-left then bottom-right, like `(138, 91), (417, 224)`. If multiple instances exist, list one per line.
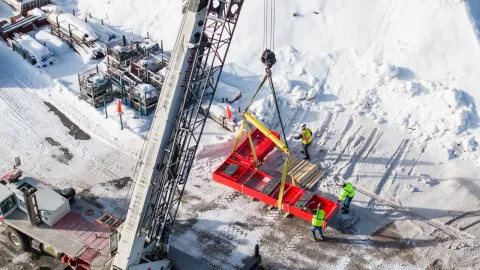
(0, 71), (133, 192)
(355, 185), (476, 240)
(0, 67), (137, 158)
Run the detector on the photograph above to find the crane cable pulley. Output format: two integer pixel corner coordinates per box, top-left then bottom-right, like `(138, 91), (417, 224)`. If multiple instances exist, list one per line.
(232, 0), (291, 209)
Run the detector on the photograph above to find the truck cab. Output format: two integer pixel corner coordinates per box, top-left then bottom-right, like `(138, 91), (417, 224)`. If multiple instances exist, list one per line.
(0, 184), (18, 223)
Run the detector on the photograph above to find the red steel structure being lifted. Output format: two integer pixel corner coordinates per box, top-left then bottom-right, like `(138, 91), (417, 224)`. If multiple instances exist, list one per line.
(212, 128), (338, 225)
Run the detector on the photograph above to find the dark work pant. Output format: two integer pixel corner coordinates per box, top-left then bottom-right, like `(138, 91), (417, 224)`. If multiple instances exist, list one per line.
(311, 225), (324, 240)
(303, 142), (311, 159)
(344, 196), (353, 210)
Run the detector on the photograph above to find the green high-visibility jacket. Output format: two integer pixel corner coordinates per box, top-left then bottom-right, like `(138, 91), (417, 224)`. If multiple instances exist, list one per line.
(311, 209), (325, 227)
(302, 128), (313, 144)
(338, 182), (355, 200)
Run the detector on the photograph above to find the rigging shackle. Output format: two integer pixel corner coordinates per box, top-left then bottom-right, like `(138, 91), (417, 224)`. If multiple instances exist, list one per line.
(261, 49), (276, 68)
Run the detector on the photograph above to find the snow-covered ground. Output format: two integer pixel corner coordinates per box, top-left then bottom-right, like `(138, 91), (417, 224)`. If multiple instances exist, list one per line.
(1, 0), (480, 269)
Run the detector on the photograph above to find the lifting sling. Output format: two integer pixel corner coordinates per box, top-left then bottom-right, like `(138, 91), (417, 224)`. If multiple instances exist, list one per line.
(232, 50), (292, 209)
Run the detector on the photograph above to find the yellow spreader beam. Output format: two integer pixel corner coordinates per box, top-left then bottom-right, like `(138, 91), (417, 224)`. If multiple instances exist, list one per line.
(233, 112), (291, 208)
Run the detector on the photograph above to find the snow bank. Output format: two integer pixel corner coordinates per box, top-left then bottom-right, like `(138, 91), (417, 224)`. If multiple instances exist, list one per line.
(208, 103), (233, 119)
(48, 13), (98, 41)
(28, 8), (46, 18)
(344, 59), (480, 161)
(33, 30), (70, 56)
(40, 4), (61, 13)
(15, 34), (55, 67)
(82, 15), (116, 43)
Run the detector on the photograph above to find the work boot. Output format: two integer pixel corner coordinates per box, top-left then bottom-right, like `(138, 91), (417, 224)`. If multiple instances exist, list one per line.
(312, 238), (318, 242)
(304, 157), (310, 160)
(342, 209), (349, 214)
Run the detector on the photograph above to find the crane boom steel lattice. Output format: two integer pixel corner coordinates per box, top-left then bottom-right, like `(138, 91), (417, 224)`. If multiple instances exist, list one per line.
(113, 0), (245, 269)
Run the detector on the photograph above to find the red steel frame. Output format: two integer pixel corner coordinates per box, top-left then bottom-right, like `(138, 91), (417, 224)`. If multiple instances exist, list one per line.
(213, 128), (338, 225)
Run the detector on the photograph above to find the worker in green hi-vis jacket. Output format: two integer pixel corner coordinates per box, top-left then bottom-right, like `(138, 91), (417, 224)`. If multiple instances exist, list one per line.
(337, 182), (355, 214)
(310, 203), (325, 241)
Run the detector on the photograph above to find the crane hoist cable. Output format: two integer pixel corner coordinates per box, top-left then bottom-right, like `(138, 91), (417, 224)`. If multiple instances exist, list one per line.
(263, 0), (276, 52)
(232, 0), (292, 209)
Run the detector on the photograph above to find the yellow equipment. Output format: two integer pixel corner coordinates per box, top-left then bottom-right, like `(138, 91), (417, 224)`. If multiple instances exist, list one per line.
(232, 57), (292, 208)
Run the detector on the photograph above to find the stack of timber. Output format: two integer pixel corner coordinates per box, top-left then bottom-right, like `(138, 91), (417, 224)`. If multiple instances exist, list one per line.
(47, 12), (104, 59)
(7, 32), (55, 67)
(276, 157), (325, 190)
(0, 14), (40, 40)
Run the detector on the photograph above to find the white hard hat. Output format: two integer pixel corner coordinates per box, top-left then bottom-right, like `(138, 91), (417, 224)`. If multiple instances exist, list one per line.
(301, 123), (306, 129)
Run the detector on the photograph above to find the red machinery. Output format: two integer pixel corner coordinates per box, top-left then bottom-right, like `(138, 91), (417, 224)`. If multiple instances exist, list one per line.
(213, 128), (338, 225)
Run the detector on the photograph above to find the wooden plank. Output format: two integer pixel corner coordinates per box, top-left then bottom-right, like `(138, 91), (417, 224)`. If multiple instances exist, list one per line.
(296, 167), (320, 187)
(305, 170), (326, 190)
(292, 161), (315, 179)
(289, 160), (310, 177)
(289, 157), (302, 171)
(294, 161), (317, 177)
(293, 163), (316, 185)
(276, 157), (301, 173)
(301, 170), (323, 189)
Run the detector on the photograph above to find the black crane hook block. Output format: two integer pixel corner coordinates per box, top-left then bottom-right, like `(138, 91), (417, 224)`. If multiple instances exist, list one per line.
(261, 49), (276, 68)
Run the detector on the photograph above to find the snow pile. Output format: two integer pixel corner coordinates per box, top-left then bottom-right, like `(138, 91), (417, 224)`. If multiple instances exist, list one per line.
(272, 75), (291, 93)
(27, 8), (46, 18)
(33, 30), (70, 56)
(196, 135), (235, 160)
(290, 85), (307, 101)
(15, 34), (55, 67)
(40, 4), (61, 13)
(306, 82), (322, 100)
(48, 13), (98, 41)
(248, 96), (280, 125)
(136, 83), (158, 99)
(461, 136), (478, 152)
(208, 103), (232, 119)
(82, 15), (116, 42)
(343, 59), (479, 160)
(213, 81), (242, 103)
